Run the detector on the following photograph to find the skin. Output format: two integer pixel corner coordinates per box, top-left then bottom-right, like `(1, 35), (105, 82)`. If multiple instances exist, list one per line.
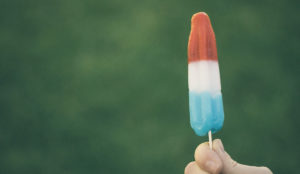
(184, 139), (273, 174)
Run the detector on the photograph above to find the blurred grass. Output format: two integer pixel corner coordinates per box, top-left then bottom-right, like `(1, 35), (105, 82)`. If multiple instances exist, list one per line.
(0, 0), (299, 173)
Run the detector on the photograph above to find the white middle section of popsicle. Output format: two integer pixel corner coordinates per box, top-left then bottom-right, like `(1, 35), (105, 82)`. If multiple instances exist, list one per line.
(188, 60), (221, 93)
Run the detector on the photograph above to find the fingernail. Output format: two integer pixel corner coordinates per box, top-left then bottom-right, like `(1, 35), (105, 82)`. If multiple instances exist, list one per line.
(205, 161), (218, 174)
(216, 139), (224, 152)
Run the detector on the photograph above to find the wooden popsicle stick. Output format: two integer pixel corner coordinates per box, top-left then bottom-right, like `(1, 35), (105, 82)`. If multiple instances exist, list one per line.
(208, 130), (212, 150)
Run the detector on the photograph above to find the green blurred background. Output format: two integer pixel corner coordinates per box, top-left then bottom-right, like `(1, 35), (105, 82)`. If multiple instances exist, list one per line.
(0, 0), (299, 173)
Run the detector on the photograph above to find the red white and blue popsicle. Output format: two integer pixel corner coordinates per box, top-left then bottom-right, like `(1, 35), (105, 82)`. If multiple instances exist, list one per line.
(188, 12), (224, 138)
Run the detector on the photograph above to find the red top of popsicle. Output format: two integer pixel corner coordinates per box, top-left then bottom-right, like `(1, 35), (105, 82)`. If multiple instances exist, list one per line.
(188, 12), (218, 63)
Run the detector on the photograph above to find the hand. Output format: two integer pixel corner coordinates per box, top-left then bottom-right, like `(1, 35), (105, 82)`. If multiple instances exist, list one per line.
(184, 139), (272, 174)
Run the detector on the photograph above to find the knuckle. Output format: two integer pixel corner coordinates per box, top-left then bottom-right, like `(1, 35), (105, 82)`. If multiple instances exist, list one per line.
(184, 162), (196, 174)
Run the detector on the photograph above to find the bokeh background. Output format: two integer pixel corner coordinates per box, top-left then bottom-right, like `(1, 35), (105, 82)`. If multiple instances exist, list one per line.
(1, 0), (299, 173)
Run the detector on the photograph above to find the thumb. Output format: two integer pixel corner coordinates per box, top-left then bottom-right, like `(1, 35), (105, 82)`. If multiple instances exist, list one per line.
(212, 139), (273, 174)
(194, 142), (223, 174)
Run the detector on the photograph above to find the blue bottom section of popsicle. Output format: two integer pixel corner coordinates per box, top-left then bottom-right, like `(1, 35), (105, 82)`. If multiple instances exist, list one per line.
(189, 91), (224, 136)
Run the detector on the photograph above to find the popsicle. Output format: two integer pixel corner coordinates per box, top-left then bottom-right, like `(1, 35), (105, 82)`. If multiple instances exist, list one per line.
(188, 12), (224, 137)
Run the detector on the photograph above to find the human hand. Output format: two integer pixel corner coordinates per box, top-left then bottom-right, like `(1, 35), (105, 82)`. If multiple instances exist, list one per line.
(184, 139), (272, 174)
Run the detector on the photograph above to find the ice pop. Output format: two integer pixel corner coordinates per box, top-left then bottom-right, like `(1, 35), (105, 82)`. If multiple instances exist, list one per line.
(188, 12), (224, 136)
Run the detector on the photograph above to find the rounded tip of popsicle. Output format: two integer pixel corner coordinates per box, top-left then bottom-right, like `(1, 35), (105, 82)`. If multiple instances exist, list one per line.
(191, 12), (210, 24)
(192, 12), (208, 18)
